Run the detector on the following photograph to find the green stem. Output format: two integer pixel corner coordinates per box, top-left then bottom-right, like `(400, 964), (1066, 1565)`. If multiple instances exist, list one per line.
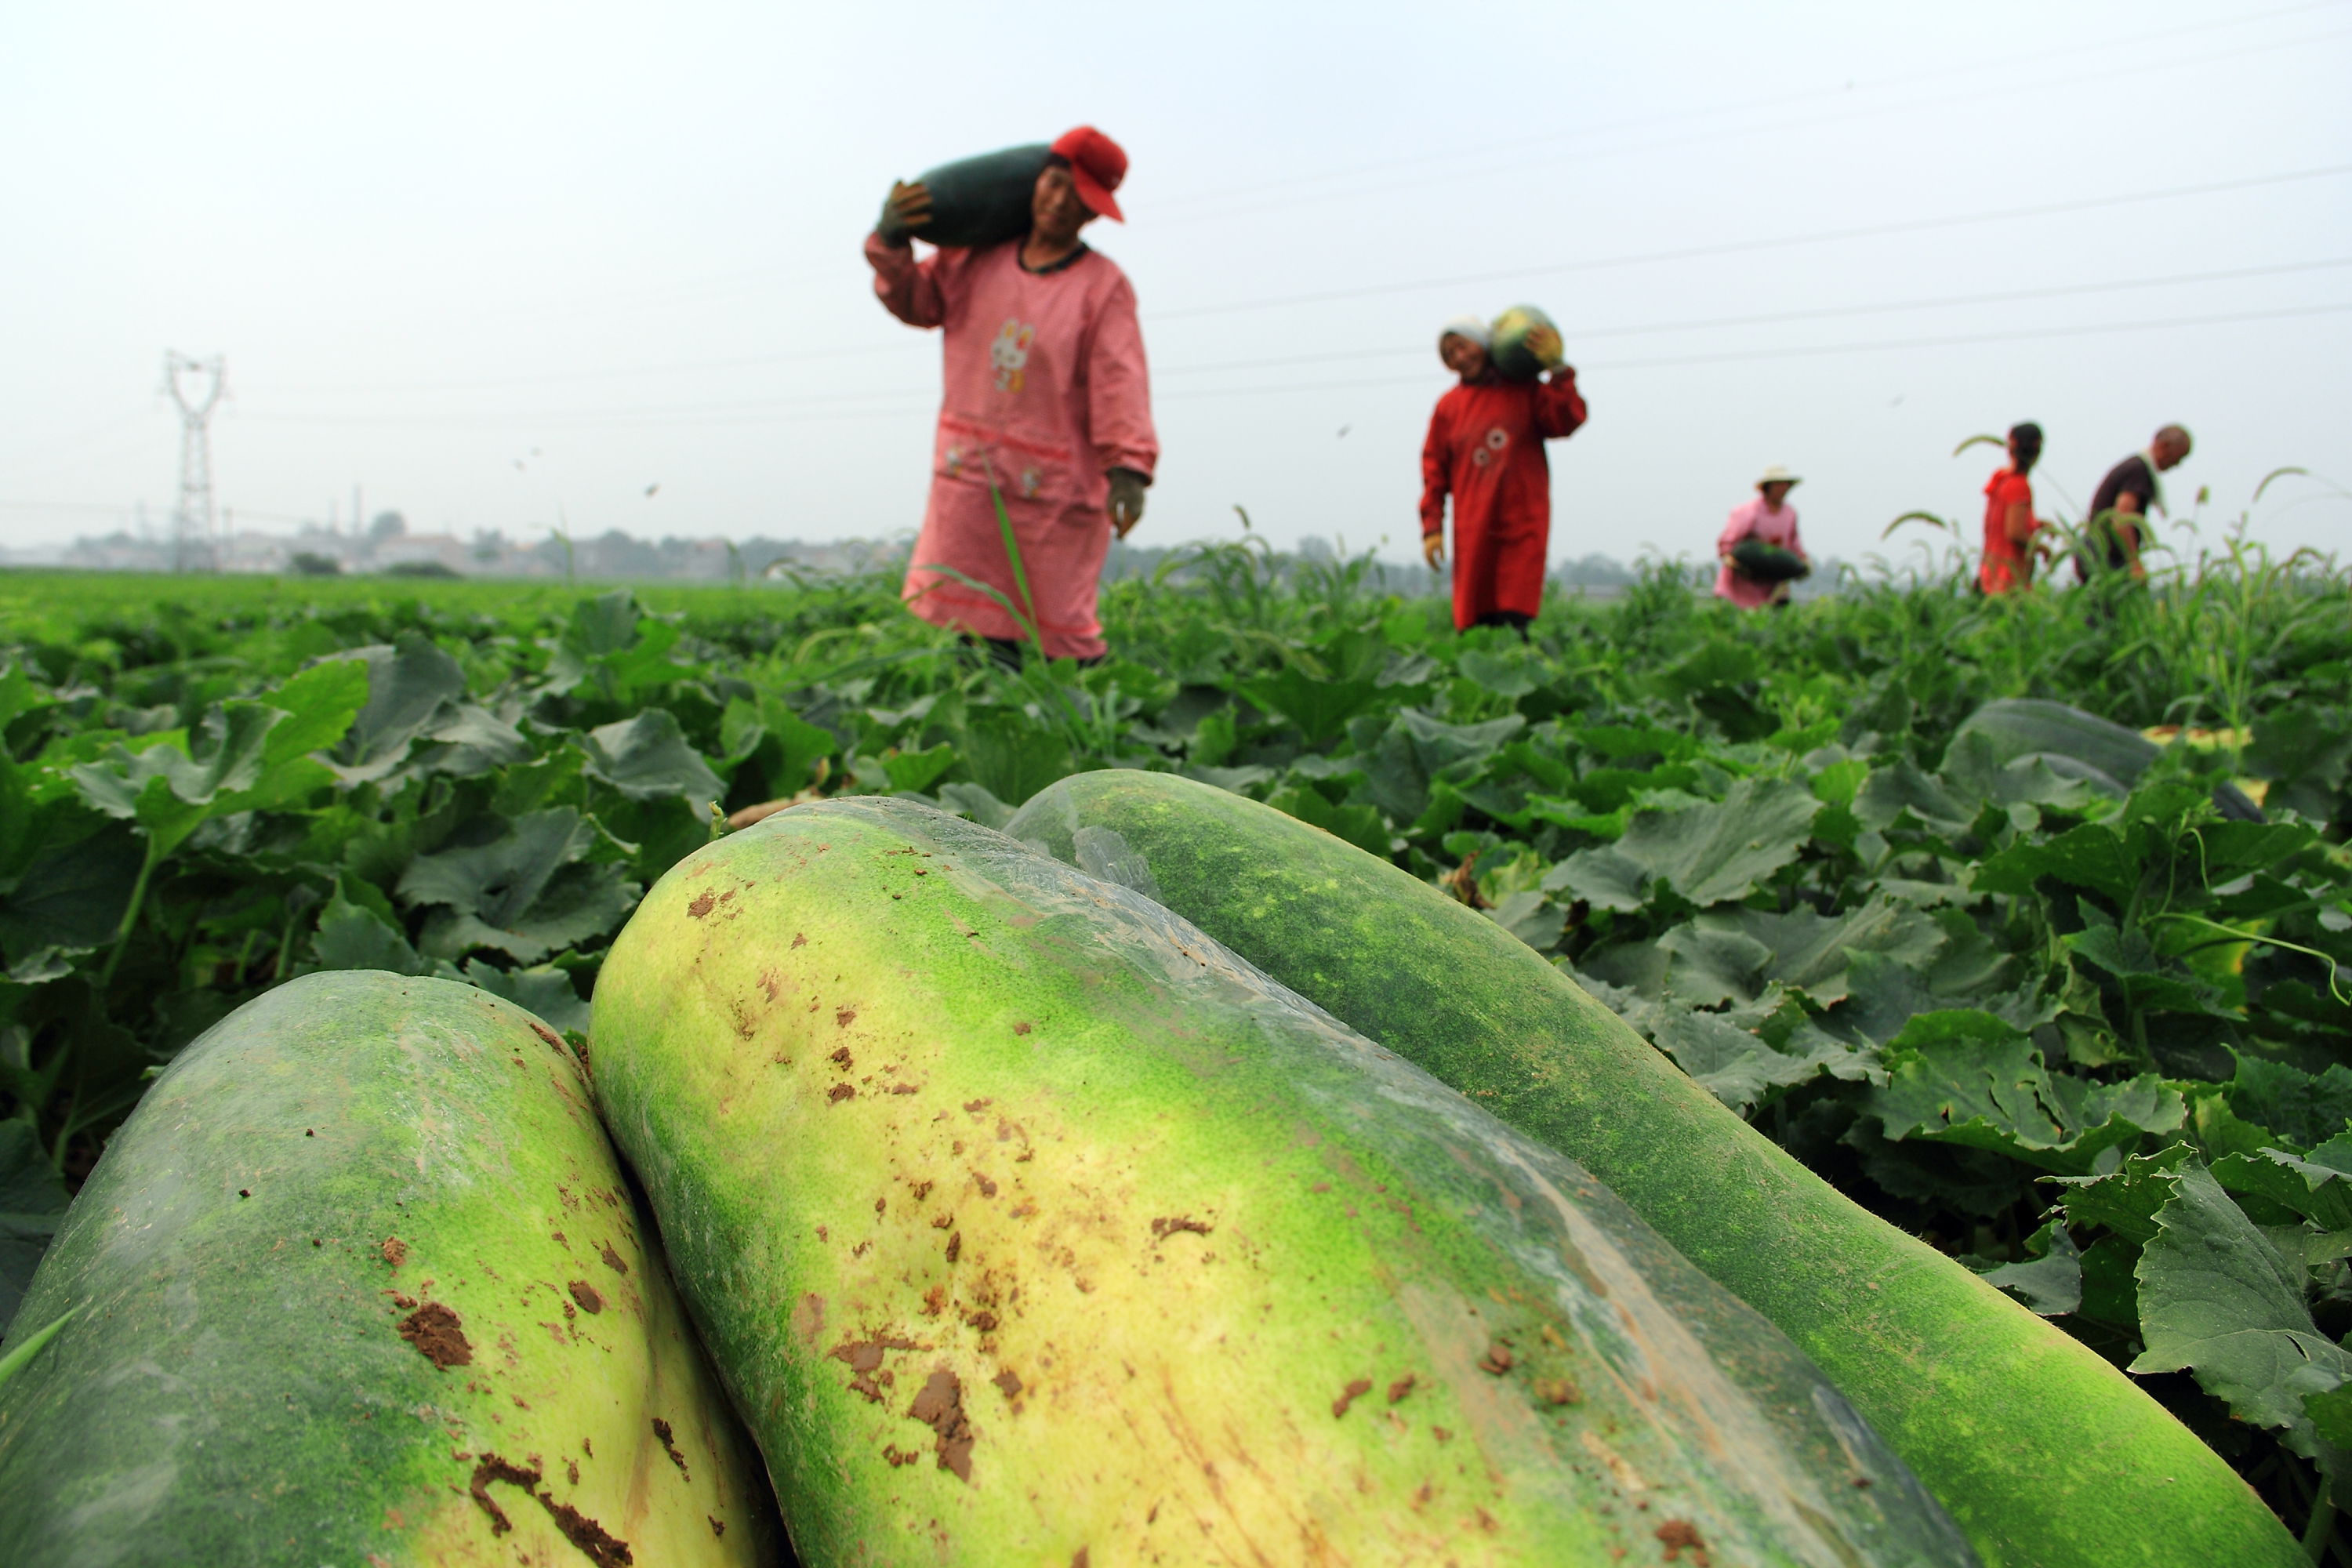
(99, 840), (165, 987)
(2303, 1471), (2335, 1563)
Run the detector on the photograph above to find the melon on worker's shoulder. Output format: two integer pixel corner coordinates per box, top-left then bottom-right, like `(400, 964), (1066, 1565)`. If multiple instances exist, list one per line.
(895, 143), (1051, 250)
(1490, 303), (1562, 382)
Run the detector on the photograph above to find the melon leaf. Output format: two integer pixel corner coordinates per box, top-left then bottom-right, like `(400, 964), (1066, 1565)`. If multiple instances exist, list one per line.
(2129, 1163), (2352, 1465)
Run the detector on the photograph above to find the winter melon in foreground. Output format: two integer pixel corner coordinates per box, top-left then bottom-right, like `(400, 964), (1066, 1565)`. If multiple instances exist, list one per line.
(0, 971), (779, 1568)
(592, 796), (1977, 1567)
(1006, 769), (2302, 1568)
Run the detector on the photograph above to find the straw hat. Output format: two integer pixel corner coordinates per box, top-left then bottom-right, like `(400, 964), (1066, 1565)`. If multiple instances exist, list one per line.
(1756, 464), (1802, 489)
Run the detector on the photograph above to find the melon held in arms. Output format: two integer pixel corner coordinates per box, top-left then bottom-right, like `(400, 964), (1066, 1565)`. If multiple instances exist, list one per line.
(1005, 768), (2305, 1568)
(590, 794), (1979, 1567)
(0, 971), (778, 1568)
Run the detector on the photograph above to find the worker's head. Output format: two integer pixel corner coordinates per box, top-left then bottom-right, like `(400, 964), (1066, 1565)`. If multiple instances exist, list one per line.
(1439, 316), (1492, 381)
(1033, 126), (1127, 247)
(2151, 424), (2193, 470)
(2009, 421), (2045, 474)
(1031, 161), (1098, 248)
(1756, 464), (1801, 508)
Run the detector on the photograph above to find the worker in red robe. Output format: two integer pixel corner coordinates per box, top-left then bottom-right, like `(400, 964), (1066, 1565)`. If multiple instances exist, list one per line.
(1420, 316), (1587, 633)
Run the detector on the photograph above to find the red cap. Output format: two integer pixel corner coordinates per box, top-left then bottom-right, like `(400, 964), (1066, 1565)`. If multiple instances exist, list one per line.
(1050, 125), (1127, 223)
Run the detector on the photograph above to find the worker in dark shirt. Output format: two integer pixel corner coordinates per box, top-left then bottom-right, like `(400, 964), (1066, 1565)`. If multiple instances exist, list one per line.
(2079, 424), (2191, 579)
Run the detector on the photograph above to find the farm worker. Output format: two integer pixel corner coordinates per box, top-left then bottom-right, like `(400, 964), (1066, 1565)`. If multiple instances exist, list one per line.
(1715, 466), (1808, 608)
(867, 126), (1157, 664)
(1420, 316), (1588, 634)
(2078, 423), (2190, 582)
(1980, 421), (2046, 595)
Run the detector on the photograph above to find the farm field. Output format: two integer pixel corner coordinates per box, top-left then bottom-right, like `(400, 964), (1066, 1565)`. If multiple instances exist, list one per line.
(2, 544), (2350, 1551)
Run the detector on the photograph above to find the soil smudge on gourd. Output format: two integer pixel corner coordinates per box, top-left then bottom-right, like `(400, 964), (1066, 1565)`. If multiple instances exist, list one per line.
(397, 1301), (472, 1368)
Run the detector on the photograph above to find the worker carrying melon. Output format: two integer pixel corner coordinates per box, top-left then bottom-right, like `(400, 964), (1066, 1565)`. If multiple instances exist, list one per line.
(1420, 310), (1588, 635)
(867, 127), (1157, 665)
(1715, 466), (1811, 608)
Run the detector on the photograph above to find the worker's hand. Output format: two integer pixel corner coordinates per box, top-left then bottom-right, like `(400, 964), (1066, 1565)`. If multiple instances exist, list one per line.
(1106, 467), (1148, 538)
(877, 180), (933, 245)
(1523, 325), (1566, 371)
(1422, 531), (1446, 569)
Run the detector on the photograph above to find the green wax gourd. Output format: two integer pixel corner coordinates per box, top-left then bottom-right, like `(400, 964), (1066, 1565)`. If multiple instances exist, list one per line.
(0, 971), (779, 1568)
(901, 143), (1051, 249)
(1006, 768), (2305, 1568)
(590, 796), (1977, 1567)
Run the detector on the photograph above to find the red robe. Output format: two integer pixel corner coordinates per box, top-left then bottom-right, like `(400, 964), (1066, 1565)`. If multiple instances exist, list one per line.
(1420, 372), (1587, 629)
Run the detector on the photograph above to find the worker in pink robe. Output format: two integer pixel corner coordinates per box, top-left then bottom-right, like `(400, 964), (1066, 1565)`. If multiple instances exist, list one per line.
(1715, 466), (1808, 608)
(866, 127), (1157, 663)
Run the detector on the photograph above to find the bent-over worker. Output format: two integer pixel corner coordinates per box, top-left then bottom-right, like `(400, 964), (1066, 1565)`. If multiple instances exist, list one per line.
(2078, 423), (2191, 582)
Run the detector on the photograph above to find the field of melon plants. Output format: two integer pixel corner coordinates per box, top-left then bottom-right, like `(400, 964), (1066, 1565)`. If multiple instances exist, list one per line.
(1, 536), (2349, 1561)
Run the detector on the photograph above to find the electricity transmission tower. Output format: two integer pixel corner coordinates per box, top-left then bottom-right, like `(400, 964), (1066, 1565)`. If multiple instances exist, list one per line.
(165, 351), (227, 572)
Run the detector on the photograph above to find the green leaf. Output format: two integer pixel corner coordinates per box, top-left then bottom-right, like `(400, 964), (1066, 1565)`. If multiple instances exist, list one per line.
(0, 823), (140, 961)
(1359, 709), (1524, 826)
(1971, 821), (2140, 902)
(461, 957), (590, 1036)
(1655, 1008), (1875, 1114)
(1544, 775), (1818, 912)
(1628, 776), (1821, 907)
(2129, 1163), (2352, 1461)
(1967, 1220), (2083, 1316)
(2052, 1142), (2198, 1245)
(1541, 845), (1646, 912)
(1651, 923), (1773, 1006)
(1854, 757), (1975, 834)
(398, 810), (641, 964)
(1483, 890), (1565, 953)
(310, 884), (435, 977)
(883, 742), (959, 794)
(1704, 895), (1945, 1005)
(936, 782), (1016, 831)
(2227, 1056), (2352, 1153)
(577, 710), (725, 807)
(0, 1120), (68, 1332)
(1872, 1011), (2185, 1174)
(1237, 665), (1380, 745)
(340, 631), (468, 775)
(1265, 786), (1390, 859)
(2213, 1134), (2352, 1231)
(959, 711), (1073, 809)
(2063, 923), (2226, 1016)
(2306, 1383), (2352, 1450)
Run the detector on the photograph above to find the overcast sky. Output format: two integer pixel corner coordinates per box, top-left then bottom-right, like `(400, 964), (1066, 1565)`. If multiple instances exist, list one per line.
(4, 1), (2348, 572)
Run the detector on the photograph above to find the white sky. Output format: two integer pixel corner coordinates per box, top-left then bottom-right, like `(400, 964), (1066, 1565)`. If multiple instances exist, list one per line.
(4, 1), (2349, 571)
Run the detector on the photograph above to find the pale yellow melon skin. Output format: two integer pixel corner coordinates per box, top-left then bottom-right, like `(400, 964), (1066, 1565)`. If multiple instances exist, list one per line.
(590, 797), (1981, 1568)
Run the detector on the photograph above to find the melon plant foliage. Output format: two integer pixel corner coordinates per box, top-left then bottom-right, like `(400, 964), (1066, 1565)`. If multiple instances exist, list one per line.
(0, 543), (2349, 1545)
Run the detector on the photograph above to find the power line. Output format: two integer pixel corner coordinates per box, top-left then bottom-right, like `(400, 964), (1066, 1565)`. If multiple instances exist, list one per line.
(1152, 162), (2352, 321)
(1152, 256), (2352, 379)
(252, 245), (2352, 407)
(230, 298), (2352, 432)
(1151, 300), (2352, 402)
(1150, 24), (2352, 230)
(1144, 0), (2350, 217)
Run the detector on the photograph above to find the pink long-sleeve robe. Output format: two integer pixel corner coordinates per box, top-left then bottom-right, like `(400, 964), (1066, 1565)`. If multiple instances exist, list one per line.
(866, 232), (1158, 661)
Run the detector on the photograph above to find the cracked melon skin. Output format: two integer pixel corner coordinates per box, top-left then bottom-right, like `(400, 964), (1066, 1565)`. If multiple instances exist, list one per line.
(0, 971), (779, 1568)
(591, 796), (1978, 1568)
(1006, 769), (2302, 1568)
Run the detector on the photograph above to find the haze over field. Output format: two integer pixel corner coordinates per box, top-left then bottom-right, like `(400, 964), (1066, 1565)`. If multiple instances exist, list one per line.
(3, 0), (2348, 570)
